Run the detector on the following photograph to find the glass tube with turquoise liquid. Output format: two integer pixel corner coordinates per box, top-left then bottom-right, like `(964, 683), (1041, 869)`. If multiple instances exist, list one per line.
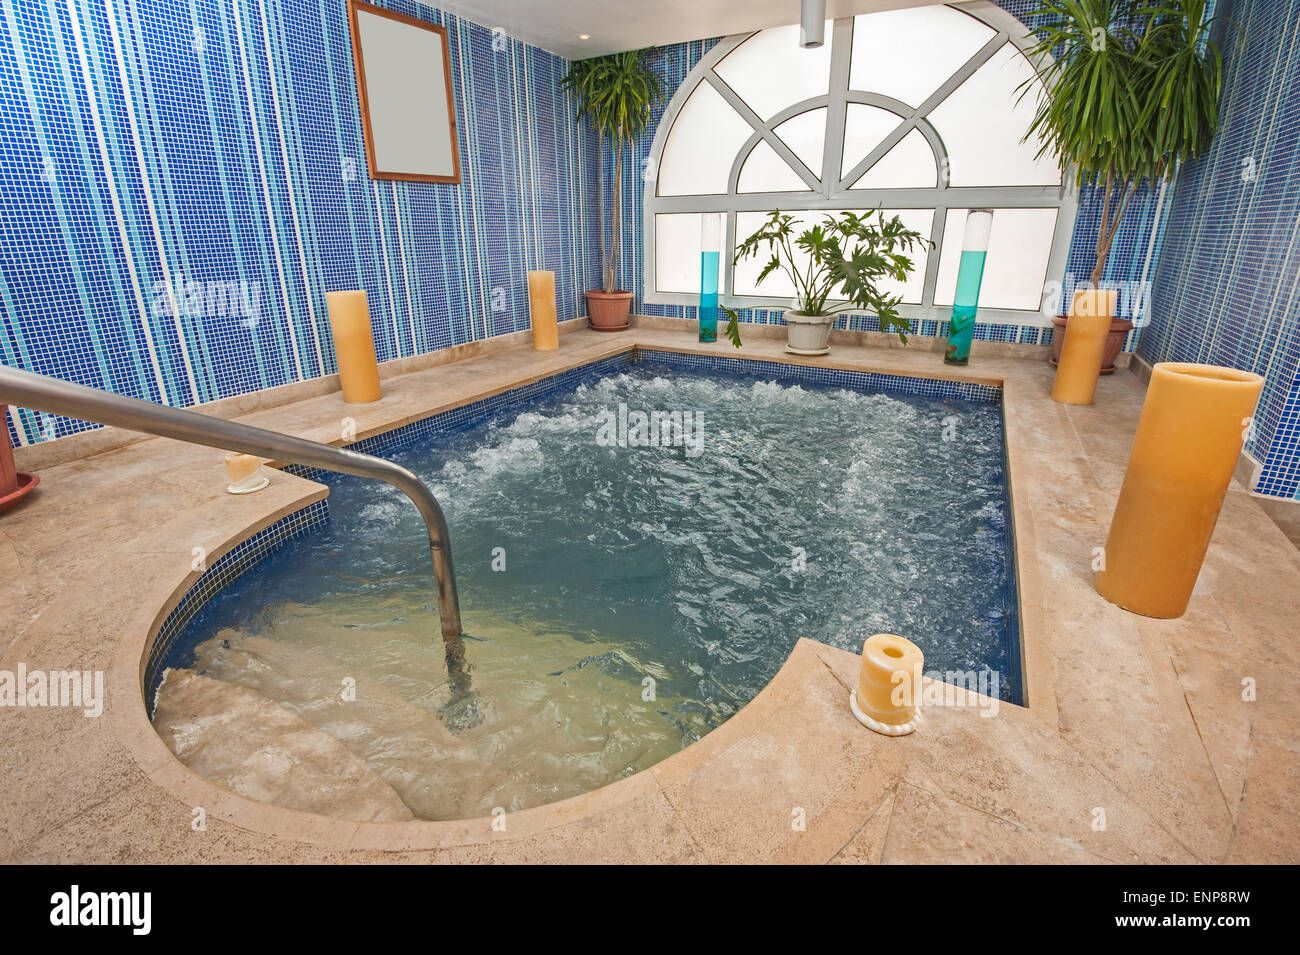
(945, 209), (993, 366)
(699, 213), (723, 343)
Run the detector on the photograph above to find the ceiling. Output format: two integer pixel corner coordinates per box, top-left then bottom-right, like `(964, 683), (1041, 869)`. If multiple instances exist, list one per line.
(426, 0), (950, 59)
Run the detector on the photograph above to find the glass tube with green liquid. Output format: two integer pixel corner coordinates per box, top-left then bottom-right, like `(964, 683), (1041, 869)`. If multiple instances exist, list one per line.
(699, 213), (723, 343)
(944, 209), (993, 366)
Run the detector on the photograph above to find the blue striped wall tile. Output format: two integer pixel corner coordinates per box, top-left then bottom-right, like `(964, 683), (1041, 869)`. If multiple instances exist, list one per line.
(2, 0), (602, 447)
(1139, 0), (1300, 497)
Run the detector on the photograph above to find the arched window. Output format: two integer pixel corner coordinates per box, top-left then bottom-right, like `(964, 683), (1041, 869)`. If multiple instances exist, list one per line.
(643, 3), (1075, 325)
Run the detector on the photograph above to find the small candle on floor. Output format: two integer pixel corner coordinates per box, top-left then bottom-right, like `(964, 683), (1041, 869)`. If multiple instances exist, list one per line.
(224, 452), (265, 493)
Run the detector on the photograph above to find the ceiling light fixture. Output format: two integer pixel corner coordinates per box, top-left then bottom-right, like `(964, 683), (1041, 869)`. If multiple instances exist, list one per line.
(578, 34), (590, 40)
(799, 0), (825, 48)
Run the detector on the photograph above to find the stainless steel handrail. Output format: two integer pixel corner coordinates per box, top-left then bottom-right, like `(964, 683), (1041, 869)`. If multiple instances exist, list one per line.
(0, 366), (467, 685)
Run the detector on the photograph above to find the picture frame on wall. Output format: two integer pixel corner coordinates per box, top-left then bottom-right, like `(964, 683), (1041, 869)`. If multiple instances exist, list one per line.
(346, 0), (462, 183)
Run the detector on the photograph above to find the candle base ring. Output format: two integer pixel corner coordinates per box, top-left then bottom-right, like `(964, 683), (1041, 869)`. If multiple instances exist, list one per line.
(849, 690), (921, 736)
(226, 476), (270, 495)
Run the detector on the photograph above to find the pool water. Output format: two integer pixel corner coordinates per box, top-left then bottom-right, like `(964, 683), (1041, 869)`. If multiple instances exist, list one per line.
(156, 359), (1019, 819)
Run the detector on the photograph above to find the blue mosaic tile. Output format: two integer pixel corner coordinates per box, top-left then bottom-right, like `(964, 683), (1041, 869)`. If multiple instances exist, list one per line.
(1136, 0), (1298, 498)
(1, 0), (602, 448)
(143, 497), (329, 710)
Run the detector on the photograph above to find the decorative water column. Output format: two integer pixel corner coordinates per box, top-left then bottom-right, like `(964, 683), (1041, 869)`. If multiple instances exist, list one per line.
(699, 213), (724, 343)
(944, 209), (993, 366)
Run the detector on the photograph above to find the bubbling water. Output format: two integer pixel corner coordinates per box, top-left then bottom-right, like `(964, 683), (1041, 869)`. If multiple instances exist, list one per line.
(159, 363), (1016, 818)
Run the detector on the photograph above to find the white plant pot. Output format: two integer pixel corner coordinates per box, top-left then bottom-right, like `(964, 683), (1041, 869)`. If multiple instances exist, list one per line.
(784, 311), (834, 355)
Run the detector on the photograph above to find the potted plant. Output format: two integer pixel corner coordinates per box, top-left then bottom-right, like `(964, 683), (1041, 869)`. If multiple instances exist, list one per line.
(562, 51), (665, 331)
(1024, 0), (1224, 371)
(731, 210), (926, 355)
(1, 404), (40, 513)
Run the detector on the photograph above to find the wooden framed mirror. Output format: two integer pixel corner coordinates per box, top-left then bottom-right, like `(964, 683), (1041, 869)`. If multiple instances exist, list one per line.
(346, 0), (461, 184)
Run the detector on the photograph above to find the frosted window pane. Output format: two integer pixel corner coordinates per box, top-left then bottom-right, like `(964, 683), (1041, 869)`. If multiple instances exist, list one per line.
(774, 108), (826, 180)
(655, 213), (703, 294)
(734, 211), (798, 300)
(658, 82), (754, 196)
(733, 209), (932, 305)
(928, 44), (1061, 187)
(874, 209), (933, 306)
(849, 7), (995, 108)
(840, 104), (902, 178)
(934, 208), (1059, 310)
(714, 24), (832, 120)
(851, 128), (936, 189)
(739, 140), (811, 193)
(933, 209), (966, 306)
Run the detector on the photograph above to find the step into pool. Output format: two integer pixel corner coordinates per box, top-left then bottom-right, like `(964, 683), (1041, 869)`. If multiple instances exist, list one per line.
(150, 350), (1021, 820)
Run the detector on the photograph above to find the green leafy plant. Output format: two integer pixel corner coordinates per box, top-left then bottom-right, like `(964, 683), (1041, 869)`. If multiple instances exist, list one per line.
(1022, 0), (1226, 287)
(562, 51), (666, 294)
(730, 210), (927, 344)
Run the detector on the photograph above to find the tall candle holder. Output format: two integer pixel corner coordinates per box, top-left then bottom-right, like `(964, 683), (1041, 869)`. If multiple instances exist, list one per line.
(944, 209), (993, 366)
(528, 270), (558, 351)
(1095, 362), (1263, 617)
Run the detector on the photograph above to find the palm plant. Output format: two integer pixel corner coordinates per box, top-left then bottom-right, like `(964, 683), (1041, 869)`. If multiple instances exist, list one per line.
(732, 210), (926, 343)
(1022, 0), (1225, 287)
(562, 51), (665, 294)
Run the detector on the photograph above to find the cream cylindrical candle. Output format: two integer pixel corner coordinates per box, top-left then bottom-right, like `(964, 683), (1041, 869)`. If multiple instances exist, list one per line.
(1051, 289), (1116, 405)
(325, 290), (382, 404)
(224, 452), (259, 483)
(224, 452), (265, 493)
(528, 270), (558, 351)
(851, 633), (924, 735)
(1095, 362), (1264, 618)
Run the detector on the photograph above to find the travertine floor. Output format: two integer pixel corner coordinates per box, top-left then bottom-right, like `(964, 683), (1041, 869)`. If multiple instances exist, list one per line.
(1, 325), (1296, 863)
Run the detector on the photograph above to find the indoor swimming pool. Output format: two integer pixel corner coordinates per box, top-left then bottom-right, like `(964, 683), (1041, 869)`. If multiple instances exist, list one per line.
(149, 352), (1020, 820)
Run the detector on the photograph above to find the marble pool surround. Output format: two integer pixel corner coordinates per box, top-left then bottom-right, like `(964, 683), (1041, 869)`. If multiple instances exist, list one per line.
(1, 326), (1296, 863)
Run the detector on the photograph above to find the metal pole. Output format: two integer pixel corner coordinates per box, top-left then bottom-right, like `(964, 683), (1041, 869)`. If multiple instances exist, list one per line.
(0, 366), (467, 679)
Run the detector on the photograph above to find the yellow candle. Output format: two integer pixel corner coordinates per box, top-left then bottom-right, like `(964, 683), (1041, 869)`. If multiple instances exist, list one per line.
(224, 452), (259, 483)
(528, 270), (558, 351)
(1095, 362), (1264, 618)
(325, 290), (382, 404)
(851, 633), (924, 735)
(1051, 289), (1116, 405)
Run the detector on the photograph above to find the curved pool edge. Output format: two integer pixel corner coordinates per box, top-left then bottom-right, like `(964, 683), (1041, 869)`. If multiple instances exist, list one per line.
(115, 585), (886, 854)
(111, 377), (1046, 852)
(103, 467), (897, 849)
(112, 338), (1053, 852)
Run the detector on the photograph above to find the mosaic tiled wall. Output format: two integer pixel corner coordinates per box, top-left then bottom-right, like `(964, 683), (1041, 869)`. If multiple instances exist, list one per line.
(1139, 0), (1300, 499)
(616, 1), (1176, 351)
(1, 0), (600, 447)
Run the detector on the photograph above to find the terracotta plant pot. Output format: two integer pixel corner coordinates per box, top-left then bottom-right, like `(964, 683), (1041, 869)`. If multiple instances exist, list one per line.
(1050, 314), (1134, 375)
(584, 290), (633, 332)
(0, 403), (40, 514)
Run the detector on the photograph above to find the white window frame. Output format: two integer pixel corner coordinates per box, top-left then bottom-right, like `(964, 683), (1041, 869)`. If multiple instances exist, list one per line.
(642, 1), (1077, 328)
